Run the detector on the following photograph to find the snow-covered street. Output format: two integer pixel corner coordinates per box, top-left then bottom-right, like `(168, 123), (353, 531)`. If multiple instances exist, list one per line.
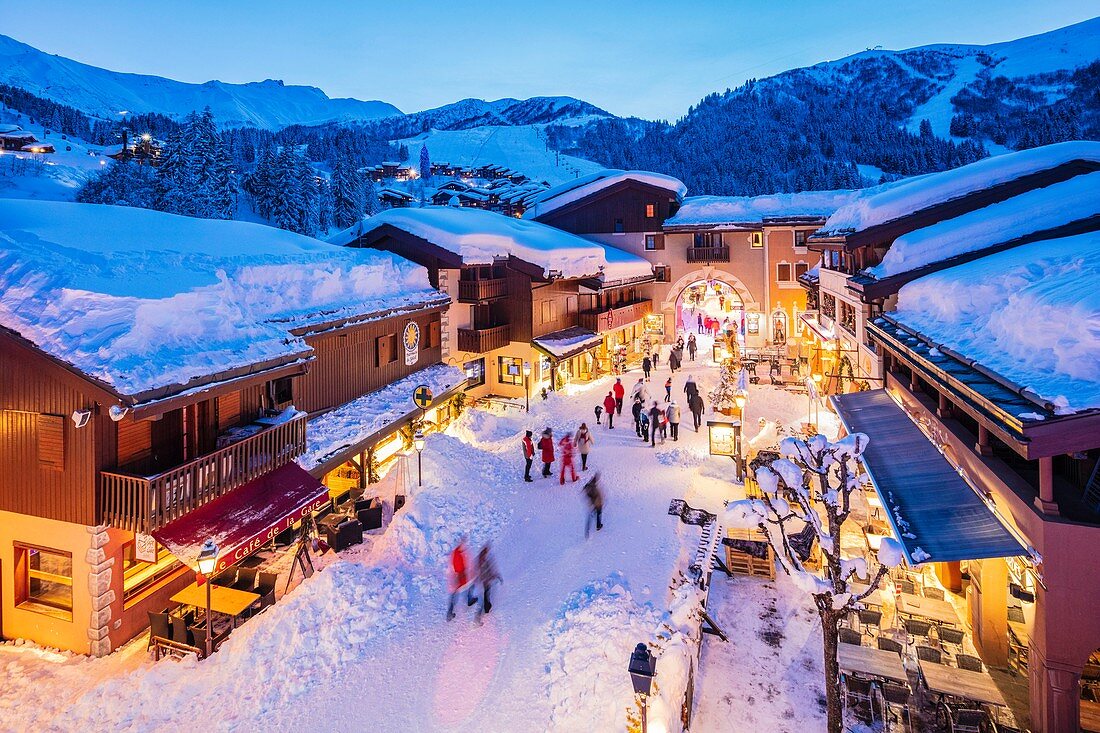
(1, 352), (832, 733)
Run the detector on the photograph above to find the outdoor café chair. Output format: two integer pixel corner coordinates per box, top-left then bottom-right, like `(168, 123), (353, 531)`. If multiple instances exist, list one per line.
(917, 646), (943, 664)
(212, 568), (237, 587)
(250, 572), (279, 615)
(169, 615), (194, 648)
(147, 611), (171, 649)
(859, 609), (882, 636)
(231, 567), (258, 592)
(844, 676), (876, 722)
(938, 626), (966, 650)
(840, 627), (864, 646)
(905, 618), (933, 647)
(922, 586), (945, 601)
(957, 654), (984, 672)
(190, 623), (230, 659)
(880, 682), (911, 731)
(949, 707), (988, 733)
(877, 637), (904, 654)
(896, 579), (917, 596)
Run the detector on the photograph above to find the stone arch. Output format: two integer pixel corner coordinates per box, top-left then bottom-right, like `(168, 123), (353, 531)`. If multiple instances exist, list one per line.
(661, 267), (760, 312)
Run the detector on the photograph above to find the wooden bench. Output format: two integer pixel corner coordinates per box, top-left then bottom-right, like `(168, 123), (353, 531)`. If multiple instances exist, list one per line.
(152, 636), (203, 661)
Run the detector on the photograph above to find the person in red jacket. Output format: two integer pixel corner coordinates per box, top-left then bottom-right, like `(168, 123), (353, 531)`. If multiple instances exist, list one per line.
(558, 432), (578, 484)
(602, 391), (617, 429)
(521, 429), (535, 483)
(446, 537), (477, 621)
(538, 428), (555, 478)
(612, 377), (625, 415)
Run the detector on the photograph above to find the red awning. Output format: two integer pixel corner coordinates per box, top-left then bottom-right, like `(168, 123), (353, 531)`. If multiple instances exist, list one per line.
(152, 462), (328, 574)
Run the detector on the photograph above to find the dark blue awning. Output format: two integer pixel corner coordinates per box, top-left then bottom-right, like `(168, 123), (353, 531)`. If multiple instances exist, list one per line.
(832, 390), (1026, 564)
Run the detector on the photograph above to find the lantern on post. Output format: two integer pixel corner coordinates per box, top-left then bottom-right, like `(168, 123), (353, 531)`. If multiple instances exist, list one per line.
(196, 539), (219, 659)
(628, 643), (657, 733)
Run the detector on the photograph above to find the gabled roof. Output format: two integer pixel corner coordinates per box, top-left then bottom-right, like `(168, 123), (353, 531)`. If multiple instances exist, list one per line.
(524, 169), (687, 221)
(817, 141), (1100, 243)
(665, 189), (870, 230)
(0, 200), (442, 404)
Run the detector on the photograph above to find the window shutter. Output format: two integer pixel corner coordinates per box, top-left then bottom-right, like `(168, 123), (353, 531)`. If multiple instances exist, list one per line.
(37, 414), (65, 470)
(429, 320), (441, 348)
(653, 234), (665, 251)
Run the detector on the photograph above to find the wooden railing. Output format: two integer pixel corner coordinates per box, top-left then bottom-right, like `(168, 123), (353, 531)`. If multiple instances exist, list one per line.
(578, 299), (653, 333)
(458, 324), (511, 353)
(101, 413), (308, 533)
(686, 246), (730, 263)
(458, 278), (508, 302)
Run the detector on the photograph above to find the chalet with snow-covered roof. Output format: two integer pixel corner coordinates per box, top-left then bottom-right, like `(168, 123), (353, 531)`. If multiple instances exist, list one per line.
(833, 230), (1100, 733)
(378, 187), (416, 208)
(804, 141), (1100, 395)
(0, 128), (41, 151)
(0, 200), (457, 657)
(335, 206), (656, 396)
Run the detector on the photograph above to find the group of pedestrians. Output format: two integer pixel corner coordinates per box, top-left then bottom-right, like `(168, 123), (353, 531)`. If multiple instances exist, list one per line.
(447, 537), (502, 622)
(696, 313), (727, 337)
(524, 424), (595, 484)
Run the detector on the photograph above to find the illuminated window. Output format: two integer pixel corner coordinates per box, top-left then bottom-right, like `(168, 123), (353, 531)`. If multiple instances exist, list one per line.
(794, 230), (808, 248)
(15, 544), (73, 619)
(498, 356), (524, 385)
(645, 203), (656, 218)
(122, 540), (181, 604)
(751, 232), (763, 248)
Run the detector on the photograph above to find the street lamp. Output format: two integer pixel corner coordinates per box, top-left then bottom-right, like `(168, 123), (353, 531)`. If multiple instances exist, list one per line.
(628, 643), (657, 733)
(413, 431), (425, 486)
(735, 393), (748, 481)
(523, 361), (531, 412)
(811, 372), (823, 424)
(196, 539), (219, 659)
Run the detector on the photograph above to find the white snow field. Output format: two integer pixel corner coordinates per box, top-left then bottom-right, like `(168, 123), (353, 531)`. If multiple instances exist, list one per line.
(0, 348), (835, 732)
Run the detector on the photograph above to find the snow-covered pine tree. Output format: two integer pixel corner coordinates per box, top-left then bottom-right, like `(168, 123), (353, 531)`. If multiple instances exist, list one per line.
(330, 155), (366, 229)
(269, 147), (302, 232)
(155, 121), (197, 216)
(724, 434), (904, 733)
(709, 360), (741, 415)
(363, 180), (381, 216)
(419, 145), (431, 182)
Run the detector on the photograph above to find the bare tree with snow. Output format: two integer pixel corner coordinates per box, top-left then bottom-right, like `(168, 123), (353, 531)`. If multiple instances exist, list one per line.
(724, 433), (904, 733)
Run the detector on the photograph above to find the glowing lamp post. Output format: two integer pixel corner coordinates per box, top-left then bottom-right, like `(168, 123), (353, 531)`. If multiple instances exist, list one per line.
(629, 643), (657, 733)
(735, 393), (748, 480)
(196, 539), (219, 659)
(413, 431), (425, 487)
(523, 361), (532, 412)
(811, 372), (823, 424)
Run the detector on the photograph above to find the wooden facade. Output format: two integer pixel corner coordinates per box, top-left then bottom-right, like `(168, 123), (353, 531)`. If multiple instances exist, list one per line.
(531, 180), (681, 235)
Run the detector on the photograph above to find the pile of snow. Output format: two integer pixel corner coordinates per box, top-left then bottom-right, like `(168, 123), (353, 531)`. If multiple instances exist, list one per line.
(525, 169), (687, 221)
(868, 171), (1100, 278)
(894, 232), (1100, 409)
(821, 141), (1100, 236)
(533, 328), (603, 359)
(299, 364), (467, 471)
(354, 206), (653, 281)
(0, 200), (441, 398)
(667, 189), (867, 228)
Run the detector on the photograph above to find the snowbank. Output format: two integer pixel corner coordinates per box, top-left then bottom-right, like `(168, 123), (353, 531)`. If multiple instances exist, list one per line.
(354, 206), (653, 281)
(894, 232), (1100, 409)
(667, 189), (867, 228)
(868, 171), (1100, 278)
(525, 169), (687, 221)
(0, 200), (441, 398)
(822, 141), (1100, 235)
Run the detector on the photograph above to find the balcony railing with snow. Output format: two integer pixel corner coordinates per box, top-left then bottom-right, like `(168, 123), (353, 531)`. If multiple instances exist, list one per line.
(100, 412), (308, 533)
(686, 246), (730, 263)
(458, 278), (508, 302)
(578, 299), (653, 333)
(458, 323), (512, 353)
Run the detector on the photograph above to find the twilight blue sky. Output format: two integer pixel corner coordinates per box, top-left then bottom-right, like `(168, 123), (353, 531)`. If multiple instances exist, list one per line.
(12, 1), (1099, 120)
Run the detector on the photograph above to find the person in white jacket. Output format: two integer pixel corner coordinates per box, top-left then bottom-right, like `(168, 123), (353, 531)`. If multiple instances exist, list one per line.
(666, 401), (682, 441)
(574, 423), (594, 470)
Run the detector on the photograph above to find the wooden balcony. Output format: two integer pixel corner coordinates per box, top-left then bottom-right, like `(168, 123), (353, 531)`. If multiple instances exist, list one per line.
(686, 246), (730, 263)
(457, 324), (511, 353)
(458, 278), (508, 302)
(100, 413), (308, 533)
(578, 299), (653, 333)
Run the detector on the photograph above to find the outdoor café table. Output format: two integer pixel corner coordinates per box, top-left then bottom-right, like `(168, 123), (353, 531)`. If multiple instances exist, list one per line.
(171, 581), (260, 626)
(1080, 699), (1100, 732)
(918, 659), (1008, 708)
(849, 582), (885, 609)
(838, 643), (908, 683)
(896, 592), (959, 627)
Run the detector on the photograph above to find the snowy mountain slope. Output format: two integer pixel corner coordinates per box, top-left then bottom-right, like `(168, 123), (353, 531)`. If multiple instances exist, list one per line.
(400, 126), (605, 185)
(0, 34), (401, 129)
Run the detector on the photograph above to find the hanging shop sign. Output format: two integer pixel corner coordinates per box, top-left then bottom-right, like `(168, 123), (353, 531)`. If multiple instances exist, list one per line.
(403, 321), (421, 366)
(134, 533), (158, 562)
(412, 384), (434, 410)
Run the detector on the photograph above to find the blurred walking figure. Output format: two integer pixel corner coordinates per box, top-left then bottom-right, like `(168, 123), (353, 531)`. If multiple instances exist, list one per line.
(664, 377), (672, 402)
(687, 334), (697, 361)
(594, 403), (603, 425)
(689, 392), (705, 432)
(642, 354), (652, 381)
(648, 402), (662, 447)
(603, 391), (617, 429)
(559, 432), (579, 484)
(476, 543), (502, 620)
(631, 395), (644, 436)
(583, 473), (604, 538)
(446, 537), (477, 621)
(575, 423), (594, 470)
(666, 401), (681, 441)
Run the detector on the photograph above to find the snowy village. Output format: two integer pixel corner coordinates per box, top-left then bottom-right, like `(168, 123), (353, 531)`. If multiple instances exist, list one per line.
(1, 4), (1099, 732)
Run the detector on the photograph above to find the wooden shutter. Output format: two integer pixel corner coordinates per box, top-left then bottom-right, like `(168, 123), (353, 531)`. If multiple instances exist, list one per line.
(429, 320), (441, 348)
(653, 234), (665, 250)
(217, 391), (241, 428)
(117, 418), (152, 466)
(37, 414), (65, 470)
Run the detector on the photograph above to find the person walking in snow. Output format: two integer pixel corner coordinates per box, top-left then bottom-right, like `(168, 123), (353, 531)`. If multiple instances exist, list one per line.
(559, 432), (578, 484)
(476, 543), (501, 620)
(583, 473), (604, 538)
(594, 403), (603, 425)
(666, 401), (681, 441)
(684, 375), (699, 400)
(689, 392), (705, 432)
(631, 395), (644, 436)
(642, 354), (652, 381)
(538, 428), (554, 478)
(652, 348), (660, 369)
(612, 377), (625, 416)
(522, 429), (535, 483)
(669, 347), (682, 373)
(602, 391), (617, 429)
(687, 334), (697, 361)
(697, 312), (704, 334)
(631, 377), (648, 404)
(664, 377), (673, 402)
(446, 538), (477, 621)
(639, 410), (650, 443)
(648, 402), (662, 447)
(575, 423), (594, 470)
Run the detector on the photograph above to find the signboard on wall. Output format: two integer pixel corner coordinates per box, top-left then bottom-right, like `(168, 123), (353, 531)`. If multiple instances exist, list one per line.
(135, 533), (158, 562)
(403, 321), (421, 366)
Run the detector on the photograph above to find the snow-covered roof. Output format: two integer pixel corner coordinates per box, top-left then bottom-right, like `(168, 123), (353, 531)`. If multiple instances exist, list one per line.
(666, 189), (867, 229)
(893, 232), (1100, 411)
(350, 206), (654, 282)
(0, 200), (442, 400)
(867, 171), (1100, 279)
(0, 130), (37, 141)
(299, 363), (466, 472)
(524, 169), (687, 221)
(0, 123), (22, 134)
(821, 141), (1100, 236)
(533, 327), (603, 359)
